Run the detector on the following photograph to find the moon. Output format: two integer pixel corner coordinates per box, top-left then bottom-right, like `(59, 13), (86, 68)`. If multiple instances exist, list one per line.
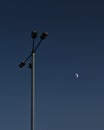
(75, 73), (79, 78)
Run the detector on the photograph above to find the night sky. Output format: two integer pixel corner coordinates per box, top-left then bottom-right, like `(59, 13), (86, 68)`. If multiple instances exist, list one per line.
(0, 0), (104, 130)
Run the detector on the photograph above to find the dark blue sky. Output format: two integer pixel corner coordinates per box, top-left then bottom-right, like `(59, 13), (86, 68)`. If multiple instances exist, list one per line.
(0, 0), (104, 130)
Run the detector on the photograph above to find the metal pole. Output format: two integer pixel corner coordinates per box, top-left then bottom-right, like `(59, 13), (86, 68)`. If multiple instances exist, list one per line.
(31, 41), (35, 130)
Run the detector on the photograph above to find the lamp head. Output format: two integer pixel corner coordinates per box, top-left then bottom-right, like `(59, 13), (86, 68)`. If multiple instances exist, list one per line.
(19, 61), (26, 68)
(40, 32), (48, 40)
(31, 30), (38, 39)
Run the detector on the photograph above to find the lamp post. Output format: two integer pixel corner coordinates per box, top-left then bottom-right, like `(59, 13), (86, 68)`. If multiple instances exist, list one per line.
(19, 31), (48, 130)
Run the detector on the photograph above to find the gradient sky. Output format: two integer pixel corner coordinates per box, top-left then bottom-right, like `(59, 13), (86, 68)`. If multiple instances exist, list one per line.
(0, 0), (104, 130)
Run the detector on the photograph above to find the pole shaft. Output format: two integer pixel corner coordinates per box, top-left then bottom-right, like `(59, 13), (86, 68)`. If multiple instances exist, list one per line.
(31, 52), (35, 130)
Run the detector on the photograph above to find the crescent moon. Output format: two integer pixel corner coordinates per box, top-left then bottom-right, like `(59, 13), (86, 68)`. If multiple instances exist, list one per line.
(75, 73), (79, 78)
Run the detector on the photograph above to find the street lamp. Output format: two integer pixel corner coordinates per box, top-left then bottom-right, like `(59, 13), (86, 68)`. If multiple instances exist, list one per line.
(19, 30), (48, 130)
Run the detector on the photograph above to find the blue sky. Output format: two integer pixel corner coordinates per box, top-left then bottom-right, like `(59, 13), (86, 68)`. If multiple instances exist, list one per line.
(0, 0), (104, 130)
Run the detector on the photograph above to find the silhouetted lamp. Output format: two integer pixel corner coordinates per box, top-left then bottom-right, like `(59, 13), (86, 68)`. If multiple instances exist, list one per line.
(19, 61), (25, 68)
(40, 32), (48, 40)
(31, 31), (38, 39)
